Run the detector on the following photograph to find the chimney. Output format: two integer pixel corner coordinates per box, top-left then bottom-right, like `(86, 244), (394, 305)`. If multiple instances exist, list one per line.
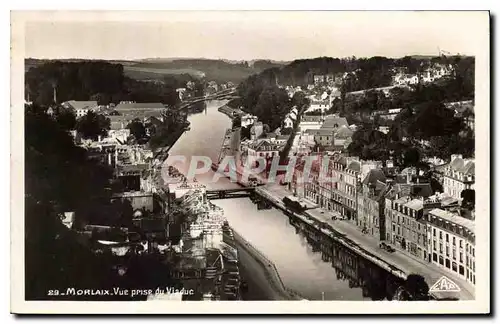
(53, 86), (57, 104)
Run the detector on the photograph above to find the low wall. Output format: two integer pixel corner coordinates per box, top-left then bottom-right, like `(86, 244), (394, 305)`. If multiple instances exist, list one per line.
(231, 227), (305, 300)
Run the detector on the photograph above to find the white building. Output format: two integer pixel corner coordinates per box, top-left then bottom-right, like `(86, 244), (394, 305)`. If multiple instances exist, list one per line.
(306, 99), (330, 113)
(62, 100), (98, 118)
(442, 155), (475, 200)
(427, 208), (475, 286)
(241, 114), (258, 128)
(298, 115), (324, 132)
(283, 107), (298, 129)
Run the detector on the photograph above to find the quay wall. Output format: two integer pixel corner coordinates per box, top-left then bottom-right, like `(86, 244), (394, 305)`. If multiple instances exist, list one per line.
(231, 227), (306, 301)
(254, 187), (409, 281)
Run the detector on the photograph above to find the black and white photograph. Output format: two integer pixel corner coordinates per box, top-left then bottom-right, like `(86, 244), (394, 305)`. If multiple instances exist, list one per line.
(10, 10), (490, 314)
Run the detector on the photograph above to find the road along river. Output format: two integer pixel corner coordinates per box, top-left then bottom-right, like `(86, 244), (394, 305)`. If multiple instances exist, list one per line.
(164, 100), (369, 300)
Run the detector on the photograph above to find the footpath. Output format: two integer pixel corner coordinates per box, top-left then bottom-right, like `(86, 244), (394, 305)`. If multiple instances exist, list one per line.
(256, 183), (475, 301)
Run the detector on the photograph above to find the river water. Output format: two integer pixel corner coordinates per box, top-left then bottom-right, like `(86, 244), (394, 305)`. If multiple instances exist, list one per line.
(164, 100), (367, 300)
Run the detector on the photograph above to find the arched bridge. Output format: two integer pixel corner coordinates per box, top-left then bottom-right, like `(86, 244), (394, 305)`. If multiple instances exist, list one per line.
(178, 88), (239, 111)
(206, 187), (255, 200)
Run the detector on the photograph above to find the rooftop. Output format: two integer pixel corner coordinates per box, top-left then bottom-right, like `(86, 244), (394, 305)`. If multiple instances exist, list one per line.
(321, 116), (349, 129)
(115, 102), (165, 111)
(63, 100), (98, 111)
(449, 157), (475, 175)
(429, 208), (475, 233)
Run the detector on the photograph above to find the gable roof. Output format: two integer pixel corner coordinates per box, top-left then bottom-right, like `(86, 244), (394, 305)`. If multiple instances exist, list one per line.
(321, 116), (349, 129)
(347, 160), (361, 172)
(363, 169), (387, 186)
(301, 115), (323, 123)
(450, 158), (474, 175)
(64, 100), (98, 110)
(392, 183), (433, 199)
(334, 125), (354, 138)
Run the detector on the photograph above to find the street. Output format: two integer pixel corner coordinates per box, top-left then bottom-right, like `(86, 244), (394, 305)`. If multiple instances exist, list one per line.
(259, 183), (475, 301)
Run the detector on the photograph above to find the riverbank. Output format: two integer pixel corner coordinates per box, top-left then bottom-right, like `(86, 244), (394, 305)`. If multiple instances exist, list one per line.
(255, 184), (475, 301)
(218, 105), (244, 119)
(231, 228), (305, 301)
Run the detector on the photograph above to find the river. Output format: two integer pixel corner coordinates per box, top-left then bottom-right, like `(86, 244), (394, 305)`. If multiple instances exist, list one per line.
(164, 100), (368, 300)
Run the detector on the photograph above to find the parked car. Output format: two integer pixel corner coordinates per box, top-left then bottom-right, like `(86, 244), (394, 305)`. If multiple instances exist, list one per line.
(379, 242), (396, 253)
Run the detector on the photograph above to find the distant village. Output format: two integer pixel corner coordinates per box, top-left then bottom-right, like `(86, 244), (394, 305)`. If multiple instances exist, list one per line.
(222, 61), (476, 289)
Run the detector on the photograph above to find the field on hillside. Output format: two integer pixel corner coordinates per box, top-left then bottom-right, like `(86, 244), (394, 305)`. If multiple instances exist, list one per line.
(24, 58), (287, 84)
(123, 66), (206, 80)
(124, 61), (265, 83)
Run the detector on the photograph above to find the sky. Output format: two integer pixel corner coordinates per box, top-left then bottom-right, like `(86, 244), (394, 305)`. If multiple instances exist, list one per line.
(21, 11), (489, 61)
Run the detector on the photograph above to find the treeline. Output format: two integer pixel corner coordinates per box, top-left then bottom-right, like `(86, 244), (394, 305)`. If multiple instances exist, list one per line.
(25, 61), (203, 107)
(347, 100), (474, 164)
(234, 55), (474, 132)
(25, 104), (179, 300)
(330, 77), (475, 117)
(25, 104), (117, 299)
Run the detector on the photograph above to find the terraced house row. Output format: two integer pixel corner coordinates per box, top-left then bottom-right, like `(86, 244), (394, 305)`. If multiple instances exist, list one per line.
(289, 152), (476, 285)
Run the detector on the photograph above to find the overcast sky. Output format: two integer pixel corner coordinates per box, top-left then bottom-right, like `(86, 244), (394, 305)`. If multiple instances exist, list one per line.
(22, 11), (488, 61)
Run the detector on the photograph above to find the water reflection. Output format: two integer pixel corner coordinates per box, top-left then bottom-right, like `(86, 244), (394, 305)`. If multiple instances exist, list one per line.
(167, 100), (407, 301)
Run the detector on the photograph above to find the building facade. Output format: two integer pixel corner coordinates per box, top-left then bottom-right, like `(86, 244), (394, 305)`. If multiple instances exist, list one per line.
(357, 169), (387, 240)
(442, 155), (475, 200)
(427, 208), (475, 286)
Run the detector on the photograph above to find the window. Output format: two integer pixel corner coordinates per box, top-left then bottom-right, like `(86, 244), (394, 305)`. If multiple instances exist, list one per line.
(460, 240), (463, 248)
(445, 259), (450, 269)
(453, 237), (456, 245)
(460, 252), (463, 263)
(433, 240), (436, 251)
(392, 224), (396, 232)
(446, 246), (449, 256)
(433, 228), (436, 236)
(433, 253), (437, 262)
(439, 231), (443, 240)
(459, 265), (465, 275)
(472, 248), (475, 257)
(452, 262), (458, 272)
(439, 243), (443, 253)
(453, 248), (456, 260)
(446, 233), (449, 242)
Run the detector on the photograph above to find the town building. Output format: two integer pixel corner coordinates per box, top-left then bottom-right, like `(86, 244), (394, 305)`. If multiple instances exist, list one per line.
(384, 182), (435, 260)
(329, 155), (362, 221)
(245, 138), (284, 165)
(61, 100), (98, 118)
(427, 208), (475, 285)
(298, 115), (324, 132)
(306, 99), (330, 113)
(444, 100), (475, 131)
(442, 155), (475, 200)
(283, 107), (298, 129)
(250, 121), (264, 140)
(357, 169), (388, 240)
(241, 113), (258, 128)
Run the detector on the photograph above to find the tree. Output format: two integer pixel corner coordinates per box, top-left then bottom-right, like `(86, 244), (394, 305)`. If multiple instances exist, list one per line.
(404, 274), (430, 301)
(461, 189), (475, 210)
(25, 104), (123, 300)
(127, 119), (147, 141)
(232, 116), (242, 129)
(76, 111), (110, 140)
(55, 108), (77, 130)
(240, 126), (251, 140)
